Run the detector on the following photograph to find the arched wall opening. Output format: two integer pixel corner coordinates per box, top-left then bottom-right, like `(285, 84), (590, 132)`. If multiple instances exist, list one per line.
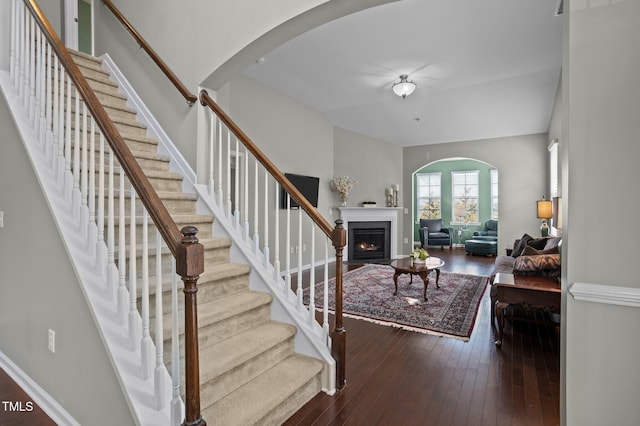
(411, 157), (497, 247)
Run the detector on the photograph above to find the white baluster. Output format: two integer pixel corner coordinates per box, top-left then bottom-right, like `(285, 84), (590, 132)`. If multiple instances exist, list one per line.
(128, 187), (140, 351)
(243, 146), (249, 241)
(56, 62), (65, 185)
(72, 92), (81, 219)
(96, 132), (105, 272)
(217, 118), (223, 207)
(208, 113), (214, 197)
(274, 180), (281, 285)
(140, 211), (154, 379)
(64, 77), (73, 201)
(285, 195), (291, 296)
(323, 240), (330, 347)
(10, 0), (16, 84)
(44, 42), (53, 155)
(170, 258), (183, 425)
(253, 159), (259, 253)
(309, 227), (316, 327)
(234, 137), (240, 227)
(18, 2), (25, 100)
(154, 231), (166, 409)
(117, 166), (128, 325)
(87, 118), (97, 259)
(80, 103), (89, 238)
(297, 208), (303, 310)
(35, 27), (44, 143)
(226, 129), (232, 217)
(27, 15), (35, 115)
(263, 170), (270, 267)
(107, 149), (117, 299)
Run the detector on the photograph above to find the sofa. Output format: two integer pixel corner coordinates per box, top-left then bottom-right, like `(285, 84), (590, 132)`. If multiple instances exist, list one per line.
(419, 219), (453, 249)
(489, 234), (561, 326)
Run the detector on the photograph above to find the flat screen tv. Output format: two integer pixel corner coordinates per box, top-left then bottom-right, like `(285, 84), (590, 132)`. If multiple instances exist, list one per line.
(281, 173), (320, 209)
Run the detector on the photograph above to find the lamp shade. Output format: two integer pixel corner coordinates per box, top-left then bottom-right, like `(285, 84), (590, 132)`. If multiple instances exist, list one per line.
(454, 206), (467, 218)
(537, 199), (553, 219)
(392, 75), (416, 98)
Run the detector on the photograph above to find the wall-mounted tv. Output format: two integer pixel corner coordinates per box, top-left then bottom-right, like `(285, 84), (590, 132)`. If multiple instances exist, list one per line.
(281, 173), (320, 209)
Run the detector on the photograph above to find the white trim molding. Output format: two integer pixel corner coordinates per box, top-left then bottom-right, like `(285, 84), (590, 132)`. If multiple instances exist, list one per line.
(338, 207), (401, 262)
(569, 282), (640, 308)
(0, 351), (80, 426)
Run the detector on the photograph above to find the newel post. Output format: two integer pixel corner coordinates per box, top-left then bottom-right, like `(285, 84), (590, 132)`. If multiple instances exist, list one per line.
(176, 226), (206, 426)
(331, 219), (347, 389)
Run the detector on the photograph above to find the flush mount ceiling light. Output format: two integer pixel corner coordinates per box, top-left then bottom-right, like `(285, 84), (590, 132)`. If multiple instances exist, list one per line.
(392, 74), (416, 99)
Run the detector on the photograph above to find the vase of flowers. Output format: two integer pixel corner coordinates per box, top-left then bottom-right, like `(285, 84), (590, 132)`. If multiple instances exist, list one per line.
(330, 176), (357, 206)
(410, 248), (429, 265)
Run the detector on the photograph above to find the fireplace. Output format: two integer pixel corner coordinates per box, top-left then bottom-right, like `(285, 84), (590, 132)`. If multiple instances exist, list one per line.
(348, 221), (391, 263)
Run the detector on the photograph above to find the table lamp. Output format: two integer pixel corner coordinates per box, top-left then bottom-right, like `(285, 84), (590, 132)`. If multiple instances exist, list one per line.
(537, 197), (553, 237)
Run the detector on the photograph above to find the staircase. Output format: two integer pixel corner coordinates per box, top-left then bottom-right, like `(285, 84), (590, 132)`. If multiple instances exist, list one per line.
(70, 49), (324, 425)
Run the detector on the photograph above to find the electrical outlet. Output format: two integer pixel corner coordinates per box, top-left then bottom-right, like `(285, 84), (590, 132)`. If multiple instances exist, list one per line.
(48, 329), (55, 353)
(302, 244), (306, 252)
(404, 208), (408, 214)
(404, 237), (408, 244)
(0, 211), (3, 228)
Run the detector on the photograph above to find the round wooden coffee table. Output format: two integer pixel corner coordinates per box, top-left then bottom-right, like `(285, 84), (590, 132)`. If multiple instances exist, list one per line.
(390, 257), (445, 301)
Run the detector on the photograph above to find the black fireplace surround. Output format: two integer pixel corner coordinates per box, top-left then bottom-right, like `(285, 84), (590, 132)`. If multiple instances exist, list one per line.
(348, 221), (391, 263)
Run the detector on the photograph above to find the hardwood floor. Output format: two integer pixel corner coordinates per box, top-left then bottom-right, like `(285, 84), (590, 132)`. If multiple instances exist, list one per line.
(0, 368), (56, 425)
(1, 249), (559, 425)
(286, 248), (560, 426)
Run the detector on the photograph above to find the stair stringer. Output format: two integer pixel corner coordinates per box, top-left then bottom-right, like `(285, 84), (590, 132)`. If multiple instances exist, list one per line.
(0, 72), (174, 425)
(193, 184), (337, 395)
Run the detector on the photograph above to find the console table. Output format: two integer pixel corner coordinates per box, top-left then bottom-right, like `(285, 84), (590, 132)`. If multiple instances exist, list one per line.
(493, 273), (561, 346)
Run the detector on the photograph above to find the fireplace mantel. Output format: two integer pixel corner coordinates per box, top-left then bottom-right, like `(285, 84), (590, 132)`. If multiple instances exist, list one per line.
(338, 207), (401, 262)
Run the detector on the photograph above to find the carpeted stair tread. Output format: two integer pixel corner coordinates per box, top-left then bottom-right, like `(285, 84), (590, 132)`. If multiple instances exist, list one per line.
(197, 290), (272, 326)
(69, 49), (104, 71)
(200, 321), (295, 380)
(198, 262), (250, 285)
(202, 354), (323, 426)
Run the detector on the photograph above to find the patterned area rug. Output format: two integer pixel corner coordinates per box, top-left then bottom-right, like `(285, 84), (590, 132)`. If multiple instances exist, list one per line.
(313, 264), (488, 340)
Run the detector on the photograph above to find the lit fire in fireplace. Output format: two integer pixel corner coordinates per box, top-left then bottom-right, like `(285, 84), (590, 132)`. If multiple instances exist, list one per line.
(358, 242), (380, 251)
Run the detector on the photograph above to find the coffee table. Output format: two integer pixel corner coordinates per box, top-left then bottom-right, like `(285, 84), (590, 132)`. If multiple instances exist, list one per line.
(390, 257), (445, 301)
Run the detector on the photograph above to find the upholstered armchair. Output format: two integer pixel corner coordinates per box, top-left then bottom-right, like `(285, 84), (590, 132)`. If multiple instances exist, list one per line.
(419, 219), (453, 249)
(473, 220), (498, 241)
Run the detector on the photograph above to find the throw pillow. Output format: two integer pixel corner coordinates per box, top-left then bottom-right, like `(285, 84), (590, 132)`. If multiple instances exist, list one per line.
(544, 237), (562, 251)
(511, 233), (532, 257)
(528, 237), (549, 250)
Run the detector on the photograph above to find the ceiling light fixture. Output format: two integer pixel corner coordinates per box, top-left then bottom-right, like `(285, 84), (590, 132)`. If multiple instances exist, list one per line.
(392, 74), (416, 99)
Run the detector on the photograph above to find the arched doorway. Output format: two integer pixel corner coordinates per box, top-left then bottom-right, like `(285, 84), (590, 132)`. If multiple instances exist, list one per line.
(412, 157), (497, 247)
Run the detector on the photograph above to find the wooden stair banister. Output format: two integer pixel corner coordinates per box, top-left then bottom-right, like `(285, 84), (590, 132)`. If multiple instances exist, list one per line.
(101, 0), (198, 106)
(23, 1), (206, 425)
(199, 89), (348, 389)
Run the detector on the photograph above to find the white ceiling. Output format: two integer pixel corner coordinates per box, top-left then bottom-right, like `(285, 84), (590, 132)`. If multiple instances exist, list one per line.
(243, 0), (563, 147)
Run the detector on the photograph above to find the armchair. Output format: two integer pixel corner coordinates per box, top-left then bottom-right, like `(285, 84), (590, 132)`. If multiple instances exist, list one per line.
(473, 220), (498, 241)
(419, 219), (453, 249)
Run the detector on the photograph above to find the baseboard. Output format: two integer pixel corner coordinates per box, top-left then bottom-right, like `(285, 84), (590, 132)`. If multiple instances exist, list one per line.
(0, 351), (80, 426)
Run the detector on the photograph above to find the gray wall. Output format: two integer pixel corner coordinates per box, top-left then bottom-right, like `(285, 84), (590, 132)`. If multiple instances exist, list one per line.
(564, 1), (640, 425)
(0, 92), (134, 425)
(403, 134), (549, 255)
(334, 126), (403, 251)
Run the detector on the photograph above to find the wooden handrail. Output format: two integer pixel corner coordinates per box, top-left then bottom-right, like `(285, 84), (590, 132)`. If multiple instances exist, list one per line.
(101, 0), (197, 106)
(24, 0), (206, 422)
(199, 90), (339, 243)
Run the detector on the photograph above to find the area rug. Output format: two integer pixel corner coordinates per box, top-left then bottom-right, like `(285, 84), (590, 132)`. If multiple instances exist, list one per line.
(311, 264), (488, 341)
